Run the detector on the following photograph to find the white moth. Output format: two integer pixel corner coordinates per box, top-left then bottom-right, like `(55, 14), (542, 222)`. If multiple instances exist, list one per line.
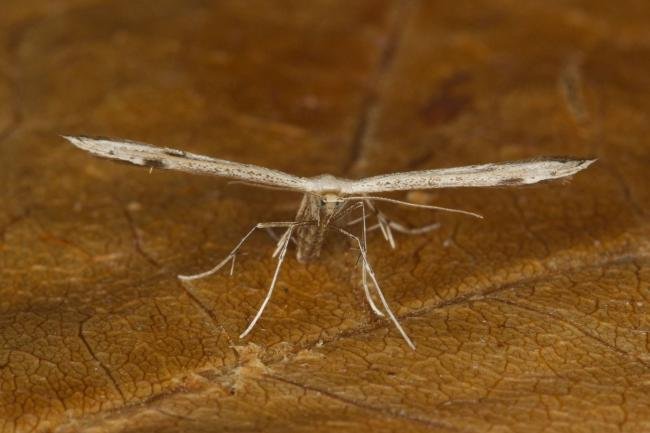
(64, 135), (595, 349)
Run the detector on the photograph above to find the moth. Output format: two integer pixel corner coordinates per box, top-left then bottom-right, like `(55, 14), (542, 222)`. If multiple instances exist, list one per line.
(64, 135), (595, 349)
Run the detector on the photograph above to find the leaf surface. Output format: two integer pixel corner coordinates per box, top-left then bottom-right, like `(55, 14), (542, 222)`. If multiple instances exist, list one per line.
(1, 1), (650, 432)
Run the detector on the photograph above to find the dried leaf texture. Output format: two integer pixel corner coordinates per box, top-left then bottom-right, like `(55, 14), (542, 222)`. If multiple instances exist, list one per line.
(1, 1), (649, 432)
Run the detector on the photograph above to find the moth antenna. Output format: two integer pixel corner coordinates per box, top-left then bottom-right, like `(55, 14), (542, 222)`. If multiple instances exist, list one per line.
(344, 196), (483, 219)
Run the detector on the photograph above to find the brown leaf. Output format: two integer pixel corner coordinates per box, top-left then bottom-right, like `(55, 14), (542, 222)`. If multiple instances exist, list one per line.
(1, 1), (650, 432)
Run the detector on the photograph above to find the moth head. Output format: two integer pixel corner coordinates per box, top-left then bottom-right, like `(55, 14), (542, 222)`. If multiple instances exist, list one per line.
(320, 193), (344, 211)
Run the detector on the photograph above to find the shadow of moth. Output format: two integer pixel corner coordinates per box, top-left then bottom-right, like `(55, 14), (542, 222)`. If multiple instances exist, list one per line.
(64, 135), (595, 349)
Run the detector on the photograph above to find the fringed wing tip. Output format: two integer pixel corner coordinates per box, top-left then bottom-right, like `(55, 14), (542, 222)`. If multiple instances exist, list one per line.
(61, 135), (79, 145)
(581, 158), (597, 169)
(61, 135), (92, 151)
(569, 157), (597, 176)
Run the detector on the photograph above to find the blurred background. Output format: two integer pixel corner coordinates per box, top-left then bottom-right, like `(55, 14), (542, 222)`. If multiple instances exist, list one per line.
(1, 1), (650, 432)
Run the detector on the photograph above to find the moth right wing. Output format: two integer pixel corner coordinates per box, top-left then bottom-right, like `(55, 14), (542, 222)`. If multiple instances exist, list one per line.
(341, 157), (596, 194)
(64, 136), (309, 190)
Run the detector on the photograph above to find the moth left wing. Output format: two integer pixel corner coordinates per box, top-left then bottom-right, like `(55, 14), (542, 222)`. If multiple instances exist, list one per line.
(64, 136), (309, 190)
(341, 157), (595, 194)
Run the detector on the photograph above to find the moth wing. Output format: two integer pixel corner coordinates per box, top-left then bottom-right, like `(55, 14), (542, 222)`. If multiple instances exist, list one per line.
(342, 158), (596, 194)
(64, 135), (309, 190)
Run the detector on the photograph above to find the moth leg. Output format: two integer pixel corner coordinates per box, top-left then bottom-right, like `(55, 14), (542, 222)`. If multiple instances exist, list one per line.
(365, 220), (440, 235)
(335, 202), (383, 316)
(333, 200), (363, 224)
(364, 199), (439, 248)
(383, 220), (441, 235)
(271, 226), (293, 258)
(266, 226), (298, 247)
(354, 199), (393, 248)
(178, 221), (297, 281)
(332, 226), (416, 350)
(356, 200), (384, 317)
(359, 259), (383, 316)
(346, 213), (371, 227)
(239, 224), (295, 339)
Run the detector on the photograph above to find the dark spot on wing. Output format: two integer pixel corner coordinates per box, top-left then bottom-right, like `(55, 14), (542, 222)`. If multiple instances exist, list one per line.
(163, 148), (186, 157)
(143, 158), (166, 169)
(499, 177), (524, 185)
